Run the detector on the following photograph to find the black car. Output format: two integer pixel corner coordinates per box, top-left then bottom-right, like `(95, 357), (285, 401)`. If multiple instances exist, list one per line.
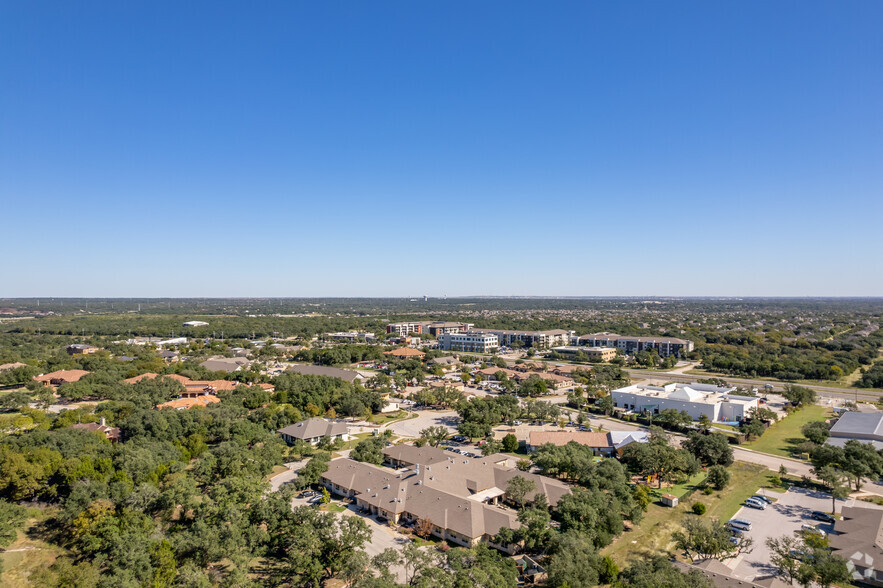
(811, 511), (836, 524)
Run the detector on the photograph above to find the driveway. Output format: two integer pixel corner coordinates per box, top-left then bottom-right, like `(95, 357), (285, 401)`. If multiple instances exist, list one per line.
(268, 459), (309, 492)
(725, 487), (883, 580)
(339, 504), (413, 583)
(386, 410), (459, 438)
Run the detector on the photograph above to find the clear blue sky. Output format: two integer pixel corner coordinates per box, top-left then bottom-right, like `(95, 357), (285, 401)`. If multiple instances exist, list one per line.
(2, 1), (881, 297)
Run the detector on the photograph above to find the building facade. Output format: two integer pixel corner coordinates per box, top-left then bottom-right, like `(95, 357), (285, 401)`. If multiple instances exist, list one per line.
(611, 382), (758, 422)
(438, 332), (500, 353)
(471, 329), (572, 349)
(574, 332), (694, 357)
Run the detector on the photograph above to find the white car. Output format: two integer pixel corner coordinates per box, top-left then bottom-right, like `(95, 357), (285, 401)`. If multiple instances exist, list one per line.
(799, 524), (826, 537)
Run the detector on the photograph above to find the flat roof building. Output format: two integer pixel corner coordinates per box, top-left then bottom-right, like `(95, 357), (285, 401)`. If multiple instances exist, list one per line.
(551, 346), (618, 362)
(611, 382), (757, 423)
(574, 332), (694, 357)
(827, 412), (883, 450)
(438, 332), (499, 354)
(473, 329), (571, 349)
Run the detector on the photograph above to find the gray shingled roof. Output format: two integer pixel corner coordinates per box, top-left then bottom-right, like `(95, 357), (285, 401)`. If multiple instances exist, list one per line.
(277, 418), (349, 440)
(285, 364), (362, 382)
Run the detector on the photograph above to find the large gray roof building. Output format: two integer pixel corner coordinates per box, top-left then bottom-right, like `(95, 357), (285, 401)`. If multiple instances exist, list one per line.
(285, 364), (363, 383)
(827, 412), (883, 449)
(829, 505), (883, 585)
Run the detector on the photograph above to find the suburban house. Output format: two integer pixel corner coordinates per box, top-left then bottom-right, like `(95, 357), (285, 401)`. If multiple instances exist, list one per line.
(573, 332), (694, 357)
(200, 357), (250, 373)
(34, 369), (90, 387)
(527, 430), (649, 456)
(157, 395), (220, 410)
(277, 418), (350, 445)
(384, 347), (426, 360)
(611, 382), (757, 422)
(159, 350), (179, 363)
(428, 356), (461, 371)
(829, 506), (883, 586)
(66, 344), (100, 355)
(319, 445), (570, 554)
(70, 418), (121, 442)
(285, 364), (364, 383)
(826, 412), (883, 449)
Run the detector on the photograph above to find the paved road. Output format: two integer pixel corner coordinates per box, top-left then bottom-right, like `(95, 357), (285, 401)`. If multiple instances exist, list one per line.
(267, 459), (308, 492)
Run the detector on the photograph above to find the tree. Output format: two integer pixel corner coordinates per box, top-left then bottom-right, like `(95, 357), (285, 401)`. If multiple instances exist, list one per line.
(544, 531), (603, 587)
(740, 418), (765, 440)
(501, 433), (519, 453)
(815, 465), (849, 513)
(418, 426), (449, 447)
(697, 413), (712, 433)
(840, 439), (883, 491)
(801, 420), (831, 444)
(481, 438), (503, 456)
(683, 432), (734, 467)
(617, 555), (714, 587)
(782, 384), (817, 407)
(295, 452), (331, 490)
(414, 518), (434, 539)
(766, 533), (850, 588)
(673, 516), (752, 561)
(505, 476), (536, 510)
(350, 437), (385, 465)
(706, 465), (730, 490)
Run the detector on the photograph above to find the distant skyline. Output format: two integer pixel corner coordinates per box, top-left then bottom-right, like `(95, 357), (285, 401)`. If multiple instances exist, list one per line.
(2, 1), (881, 297)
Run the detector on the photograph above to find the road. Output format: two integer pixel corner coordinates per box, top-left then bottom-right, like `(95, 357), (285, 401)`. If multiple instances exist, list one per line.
(385, 410), (459, 438)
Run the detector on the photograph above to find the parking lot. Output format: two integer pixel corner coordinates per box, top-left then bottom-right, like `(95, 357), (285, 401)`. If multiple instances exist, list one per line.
(726, 487), (883, 580)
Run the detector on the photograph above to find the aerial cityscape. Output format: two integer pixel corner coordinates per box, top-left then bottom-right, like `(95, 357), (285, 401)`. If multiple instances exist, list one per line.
(2, 2), (882, 588)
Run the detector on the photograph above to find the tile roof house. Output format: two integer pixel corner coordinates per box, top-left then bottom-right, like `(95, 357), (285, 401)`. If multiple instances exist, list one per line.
(827, 412), (883, 449)
(124, 372), (160, 384)
(320, 446), (570, 554)
(277, 418), (351, 445)
(34, 369), (90, 387)
(829, 506), (883, 586)
(157, 395), (220, 410)
(384, 348), (426, 359)
(70, 418), (121, 442)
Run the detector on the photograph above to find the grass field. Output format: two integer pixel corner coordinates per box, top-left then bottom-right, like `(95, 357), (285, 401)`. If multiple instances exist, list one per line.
(743, 404), (832, 458)
(0, 508), (69, 588)
(603, 462), (780, 567)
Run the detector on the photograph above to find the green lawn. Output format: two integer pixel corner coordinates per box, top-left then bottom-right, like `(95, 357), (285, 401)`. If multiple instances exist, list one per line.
(604, 462), (779, 567)
(662, 471), (707, 499)
(743, 404), (831, 458)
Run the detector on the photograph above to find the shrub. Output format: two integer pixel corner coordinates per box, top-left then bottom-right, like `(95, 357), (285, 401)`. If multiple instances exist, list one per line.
(692, 502), (706, 515)
(703, 487), (714, 495)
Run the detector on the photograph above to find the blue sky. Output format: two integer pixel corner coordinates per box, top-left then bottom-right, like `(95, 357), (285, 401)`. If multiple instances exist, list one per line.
(1, 1), (881, 297)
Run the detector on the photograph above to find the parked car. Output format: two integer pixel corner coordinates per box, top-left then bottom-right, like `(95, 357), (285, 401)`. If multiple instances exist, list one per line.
(811, 511), (836, 524)
(727, 519), (752, 531)
(799, 524), (826, 537)
(744, 498), (767, 510)
(308, 496), (322, 504)
(750, 494), (774, 505)
(513, 420), (522, 425)
(298, 490), (317, 499)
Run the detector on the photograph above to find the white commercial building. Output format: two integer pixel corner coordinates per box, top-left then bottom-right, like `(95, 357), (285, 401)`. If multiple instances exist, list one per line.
(611, 382), (758, 423)
(438, 332), (499, 354)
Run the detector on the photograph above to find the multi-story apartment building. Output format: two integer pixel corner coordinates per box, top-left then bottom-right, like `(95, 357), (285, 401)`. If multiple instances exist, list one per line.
(472, 329), (572, 349)
(550, 346), (618, 362)
(438, 332), (499, 353)
(386, 322), (425, 336)
(573, 332), (694, 357)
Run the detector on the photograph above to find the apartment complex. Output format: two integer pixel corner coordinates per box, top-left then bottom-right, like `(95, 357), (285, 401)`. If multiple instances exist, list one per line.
(471, 329), (572, 349)
(573, 332), (694, 357)
(320, 445), (570, 553)
(438, 332), (500, 353)
(386, 321), (474, 336)
(550, 345), (618, 362)
(611, 382), (758, 422)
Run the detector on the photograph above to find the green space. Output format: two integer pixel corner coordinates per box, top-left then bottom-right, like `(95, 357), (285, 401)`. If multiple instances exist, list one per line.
(662, 471), (707, 499)
(603, 462), (779, 567)
(0, 508), (70, 588)
(743, 404), (832, 458)
(366, 410), (414, 425)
